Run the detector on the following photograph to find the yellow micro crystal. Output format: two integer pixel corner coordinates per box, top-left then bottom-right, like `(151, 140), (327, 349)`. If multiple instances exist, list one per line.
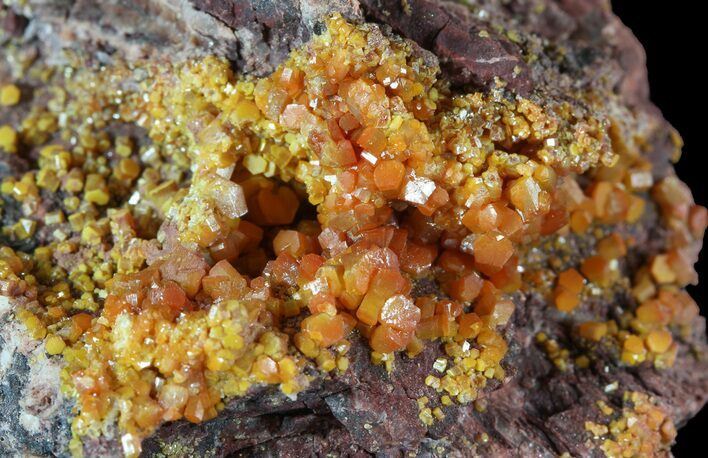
(0, 84), (21, 106)
(0, 125), (18, 153)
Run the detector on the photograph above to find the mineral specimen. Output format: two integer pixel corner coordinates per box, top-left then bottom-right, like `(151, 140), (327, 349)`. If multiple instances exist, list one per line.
(1, 1), (706, 457)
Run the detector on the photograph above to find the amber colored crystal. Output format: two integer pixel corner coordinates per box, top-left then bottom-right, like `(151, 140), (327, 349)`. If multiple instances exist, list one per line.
(597, 233), (627, 260)
(356, 268), (406, 326)
(581, 255), (613, 287)
(379, 294), (421, 332)
(473, 233), (514, 275)
(302, 312), (354, 347)
(645, 330), (673, 353)
(558, 268), (584, 294)
(370, 324), (413, 353)
(247, 185), (300, 226)
(273, 230), (314, 258)
(374, 160), (405, 191)
(578, 321), (608, 341)
(447, 272), (483, 303)
(554, 289), (579, 312)
(457, 313), (483, 339)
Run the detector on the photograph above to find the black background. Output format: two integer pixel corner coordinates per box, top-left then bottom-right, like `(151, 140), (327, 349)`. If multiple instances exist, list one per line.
(612, 2), (706, 455)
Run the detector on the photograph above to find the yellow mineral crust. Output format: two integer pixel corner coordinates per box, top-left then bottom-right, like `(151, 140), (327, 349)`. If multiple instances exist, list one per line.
(0, 14), (705, 458)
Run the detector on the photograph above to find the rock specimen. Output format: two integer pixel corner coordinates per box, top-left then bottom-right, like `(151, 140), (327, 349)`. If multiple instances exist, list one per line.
(1, 1), (706, 457)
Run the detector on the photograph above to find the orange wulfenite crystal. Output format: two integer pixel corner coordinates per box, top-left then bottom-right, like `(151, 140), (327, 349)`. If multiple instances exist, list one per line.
(650, 254), (677, 284)
(578, 321), (608, 341)
(302, 313), (354, 347)
(379, 294), (421, 332)
(554, 289), (579, 312)
(370, 324), (412, 353)
(447, 272), (483, 303)
(273, 230), (314, 257)
(508, 176), (545, 217)
(356, 268), (407, 326)
(645, 330), (673, 353)
(597, 233), (627, 260)
(374, 160), (405, 191)
(554, 268), (585, 312)
(558, 268), (585, 294)
(581, 255), (615, 287)
(248, 185), (300, 226)
(473, 233), (514, 275)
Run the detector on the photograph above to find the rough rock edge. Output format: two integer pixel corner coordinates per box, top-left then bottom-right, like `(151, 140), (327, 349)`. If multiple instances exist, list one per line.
(1, 0), (706, 457)
(1, 300), (72, 456)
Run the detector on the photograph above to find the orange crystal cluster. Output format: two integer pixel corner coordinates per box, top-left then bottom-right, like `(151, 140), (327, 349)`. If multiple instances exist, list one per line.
(66, 243), (310, 440)
(151, 16), (619, 364)
(566, 173), (704, 369)
(0, 13), (705, 458)
(585, 392), (676, 458)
